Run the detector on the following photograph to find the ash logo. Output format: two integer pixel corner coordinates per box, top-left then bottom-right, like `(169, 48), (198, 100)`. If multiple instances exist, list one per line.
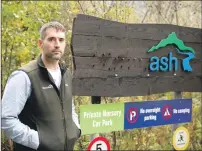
(147, 32), (195, 72)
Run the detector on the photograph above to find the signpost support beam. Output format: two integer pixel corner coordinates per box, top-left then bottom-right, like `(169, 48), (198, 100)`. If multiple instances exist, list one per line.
(172, 91), (182, 150)
(90, 96), (101, 141)
(91, 96), (101, 104)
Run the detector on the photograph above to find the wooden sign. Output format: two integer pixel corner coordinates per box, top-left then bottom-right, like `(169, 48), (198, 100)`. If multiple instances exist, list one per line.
(71, 14), (202, 97)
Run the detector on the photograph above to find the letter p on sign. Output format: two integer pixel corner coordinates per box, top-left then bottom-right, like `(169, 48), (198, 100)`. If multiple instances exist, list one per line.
(130, 111), (136, 120)
(127, 108), (138, 123)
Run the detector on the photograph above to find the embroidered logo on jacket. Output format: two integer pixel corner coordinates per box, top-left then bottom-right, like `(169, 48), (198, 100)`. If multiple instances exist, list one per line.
(42, 84), (53, 89)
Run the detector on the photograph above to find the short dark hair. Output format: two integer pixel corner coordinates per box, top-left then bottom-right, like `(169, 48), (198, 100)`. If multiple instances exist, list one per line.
(40, 21), (65, 40)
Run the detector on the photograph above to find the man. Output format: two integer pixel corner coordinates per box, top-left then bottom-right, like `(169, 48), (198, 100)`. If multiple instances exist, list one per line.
(1, 21), (81, 151)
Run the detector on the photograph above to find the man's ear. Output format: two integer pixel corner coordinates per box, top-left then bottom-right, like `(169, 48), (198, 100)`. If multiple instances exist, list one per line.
(38, 39), (43, 49)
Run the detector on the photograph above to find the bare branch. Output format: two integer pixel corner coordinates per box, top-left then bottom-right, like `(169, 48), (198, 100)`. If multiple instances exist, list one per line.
(116, 1), (118, 21)
(141, 7), (150, 23)
(103, 0), (105, 18)
(77, 1), (85, 14)
(154, 3), (170, 24)
(124, 1), (126, 23)
(174, 1), (179, 25)
(90, 1), (98, 15)
(105, 1), (114, 16)
(165, 1), (172, 19)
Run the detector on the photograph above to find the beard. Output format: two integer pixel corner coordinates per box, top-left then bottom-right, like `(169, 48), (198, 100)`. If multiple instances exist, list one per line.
(46, 50), (63, 60)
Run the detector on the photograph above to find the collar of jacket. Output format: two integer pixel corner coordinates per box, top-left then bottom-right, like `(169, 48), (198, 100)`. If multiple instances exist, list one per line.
(37, 54), (68, 75)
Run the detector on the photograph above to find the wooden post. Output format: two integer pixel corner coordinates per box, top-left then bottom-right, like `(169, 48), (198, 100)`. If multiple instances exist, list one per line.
(90, 96), (101, 141)
(91, 96), (101, 104)
(172, 91), (182, 150)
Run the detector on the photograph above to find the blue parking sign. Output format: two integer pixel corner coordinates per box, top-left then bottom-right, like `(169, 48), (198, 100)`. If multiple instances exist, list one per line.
(124, 99), (192, 130)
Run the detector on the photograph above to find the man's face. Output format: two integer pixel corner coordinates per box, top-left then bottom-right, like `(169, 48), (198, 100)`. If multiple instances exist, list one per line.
(39, 28), (66, 60)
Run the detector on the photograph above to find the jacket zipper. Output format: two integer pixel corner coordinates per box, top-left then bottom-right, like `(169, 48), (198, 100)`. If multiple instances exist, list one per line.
(59, 78), (68, 150)
(49, 79), (67, 150)
(47, 67), (68, 150)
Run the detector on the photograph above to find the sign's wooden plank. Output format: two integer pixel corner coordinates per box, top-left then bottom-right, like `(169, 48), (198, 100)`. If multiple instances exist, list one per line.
(73, 20), (101, 36)
(72, 35), (201, 59)
(73, 56), (201, 77)
(72, 35), (99, 57)
(73, 69), (147, 78)
(127, 24), (180, 41)
(72, 77), (202, 96)
(73, 14), (201, 43)
(178, 26), (201, 43)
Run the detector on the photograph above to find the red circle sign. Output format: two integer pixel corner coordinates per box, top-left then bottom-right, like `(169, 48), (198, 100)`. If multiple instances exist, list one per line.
(162, 105), (172, 120)
(127, 107), (138, 123)
(87, 136), (110, 151)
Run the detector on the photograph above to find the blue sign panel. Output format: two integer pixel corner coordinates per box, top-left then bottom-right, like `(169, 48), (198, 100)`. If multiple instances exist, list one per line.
(124, 99), (192, 130)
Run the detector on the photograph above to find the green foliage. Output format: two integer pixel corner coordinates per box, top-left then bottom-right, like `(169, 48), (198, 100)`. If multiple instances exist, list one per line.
(1, 1), (61, 90)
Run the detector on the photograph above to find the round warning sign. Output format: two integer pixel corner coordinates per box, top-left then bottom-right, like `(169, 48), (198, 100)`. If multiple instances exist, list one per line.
(173, 127), (189, 150)
(87, 136), (110, 151)
(127, 107), (138, 123)
(162, 105), (172, 120)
